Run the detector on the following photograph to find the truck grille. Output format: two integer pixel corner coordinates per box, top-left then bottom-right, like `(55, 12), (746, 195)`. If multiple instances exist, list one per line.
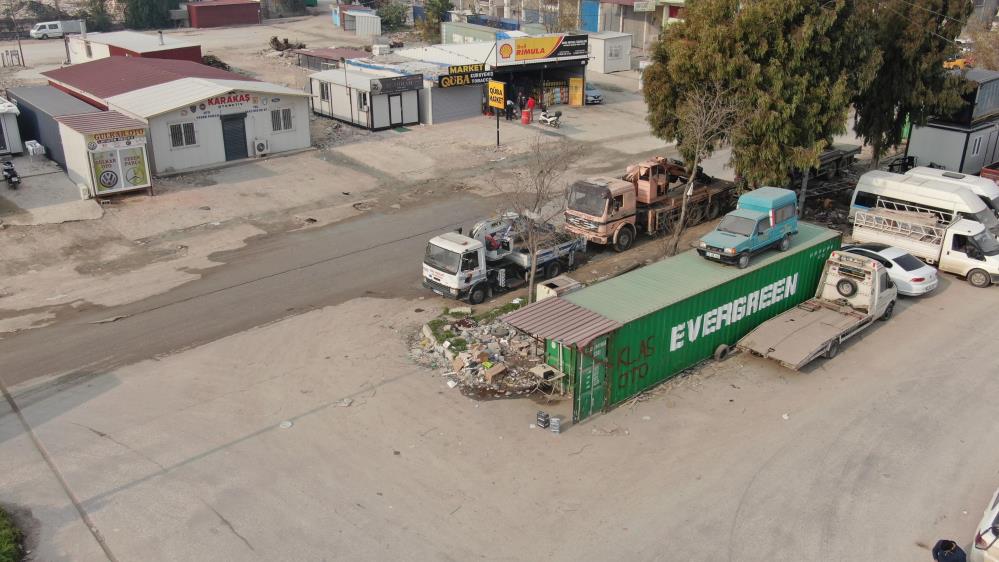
(704, 244), (726, 253)
(566, 215), (597, 230)
(423, 278), (452, 294)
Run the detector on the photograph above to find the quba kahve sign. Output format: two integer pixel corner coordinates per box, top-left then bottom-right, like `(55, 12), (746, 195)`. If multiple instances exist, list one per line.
(438, 63), (493, 88)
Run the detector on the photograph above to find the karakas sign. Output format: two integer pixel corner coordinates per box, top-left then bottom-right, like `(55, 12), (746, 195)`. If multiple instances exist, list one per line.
(179, 91), (280, 119)
(495, 34), (589, 66)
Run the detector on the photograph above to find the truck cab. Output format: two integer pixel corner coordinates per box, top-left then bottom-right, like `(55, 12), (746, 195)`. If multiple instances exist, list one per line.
(698, 187), (798, 269)
(941, 219), (999, 287)
(565, 177), (637, 250)
(423, 232), (488, 302)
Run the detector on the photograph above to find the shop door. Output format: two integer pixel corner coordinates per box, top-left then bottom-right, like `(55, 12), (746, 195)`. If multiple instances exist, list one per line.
(573, 336), (608, 423)
(388, 94), (403, 127)
(580, 0), (599, 31)
(221, 114), (248, 161)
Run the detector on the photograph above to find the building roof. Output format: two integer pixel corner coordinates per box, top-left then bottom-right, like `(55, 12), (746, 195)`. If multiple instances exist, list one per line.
(292, 47), (370, 61)
(42, 57), (254, 100)
(350, 11), (379, 19)
(964, 68), (999, 84)
(74, 30), (197, 53)
(395, 42), (497, 68)
(587, 31), (632, 40)
(563, 222), (838, 324)
(105, 77), (308, 119)
(347, 56), (444, 79)
(502, 296), (621, 348)
(187, 0), (260, 6)
(55, 111), (146, 134)
(310, 67), (400, 90)
(7, 85), (101, 116)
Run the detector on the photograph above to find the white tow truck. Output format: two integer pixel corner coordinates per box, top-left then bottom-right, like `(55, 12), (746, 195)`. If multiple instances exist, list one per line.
(736, 251), (897, 370)
(422, 213), (586, 304)
(852, 203), (999, 288)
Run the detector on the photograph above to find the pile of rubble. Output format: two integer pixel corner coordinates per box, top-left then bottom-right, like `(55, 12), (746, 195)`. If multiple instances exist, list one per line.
(410, 307), (558, 398)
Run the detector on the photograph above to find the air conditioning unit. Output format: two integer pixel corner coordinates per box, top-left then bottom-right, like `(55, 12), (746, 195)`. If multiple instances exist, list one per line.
(254, 138), (269, 156)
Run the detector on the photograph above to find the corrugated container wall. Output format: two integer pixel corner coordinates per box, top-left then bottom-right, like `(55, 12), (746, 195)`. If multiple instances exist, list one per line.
(548, 224), (841, 423)
(354, 13), (382, 37)
(188, 2), (261, 28)
(8, 86), (101, 169)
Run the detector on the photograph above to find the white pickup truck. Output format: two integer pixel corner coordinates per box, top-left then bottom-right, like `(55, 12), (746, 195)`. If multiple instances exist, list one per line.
(422, 214), (586, 304)
(737, 251), (897, 370)
(852, 204), (999, 288)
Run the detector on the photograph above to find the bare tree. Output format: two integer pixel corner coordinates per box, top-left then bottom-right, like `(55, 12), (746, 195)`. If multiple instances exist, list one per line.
(501, 136), (581, 303)
(541, 0), (578, 33)
(664, 82), (741, 257)
(967, 20), (999, 71)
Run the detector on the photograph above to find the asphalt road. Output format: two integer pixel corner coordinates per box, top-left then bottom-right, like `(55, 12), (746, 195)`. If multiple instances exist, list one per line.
(0, 195), (496, 389)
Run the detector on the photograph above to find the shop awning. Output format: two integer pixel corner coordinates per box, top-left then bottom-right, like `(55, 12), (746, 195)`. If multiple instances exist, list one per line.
(502, 297), (620, 348)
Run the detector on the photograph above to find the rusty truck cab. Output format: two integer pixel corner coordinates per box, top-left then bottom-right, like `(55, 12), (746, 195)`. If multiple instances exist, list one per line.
(565, 177), (635, 244)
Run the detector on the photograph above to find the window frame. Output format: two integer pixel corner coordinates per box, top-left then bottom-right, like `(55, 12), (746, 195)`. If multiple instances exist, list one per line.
(169, 121), (197, 149)
(270, 108), (295, 133)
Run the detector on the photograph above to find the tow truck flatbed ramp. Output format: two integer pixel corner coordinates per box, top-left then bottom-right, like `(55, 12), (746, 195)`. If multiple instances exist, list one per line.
(737, 300), (868, 370)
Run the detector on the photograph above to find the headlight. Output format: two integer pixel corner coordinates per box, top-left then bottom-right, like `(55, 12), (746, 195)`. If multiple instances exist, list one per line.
(698, 241), (707, 249)
(450, 288), (458, 295)
(724, 248), (737, 255)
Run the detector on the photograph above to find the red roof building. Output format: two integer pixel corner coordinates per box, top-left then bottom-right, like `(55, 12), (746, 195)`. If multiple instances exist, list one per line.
(187, 0), (262, 29)
(42, 57), (256, 109)
(68, 31), (202, 65)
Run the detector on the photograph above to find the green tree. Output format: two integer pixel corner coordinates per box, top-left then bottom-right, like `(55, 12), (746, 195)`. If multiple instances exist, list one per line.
(419, 0), (452, 42)
(645, 0), (875, 188)
(851, 0), (972, 167)
(377, 2), (407, 31)
(123, 0), (171, 29)
(77, 0), (113, 32)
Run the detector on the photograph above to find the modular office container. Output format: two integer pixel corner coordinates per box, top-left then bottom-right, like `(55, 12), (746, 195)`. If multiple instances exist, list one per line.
(8, 85), (101, 168)
(507, 222), (840, 423)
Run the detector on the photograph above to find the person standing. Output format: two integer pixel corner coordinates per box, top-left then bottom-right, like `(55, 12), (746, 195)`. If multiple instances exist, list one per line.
(505, 98), (514, 121)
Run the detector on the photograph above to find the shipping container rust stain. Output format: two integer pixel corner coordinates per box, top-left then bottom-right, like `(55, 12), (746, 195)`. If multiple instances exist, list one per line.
(547, 222), (841, 423)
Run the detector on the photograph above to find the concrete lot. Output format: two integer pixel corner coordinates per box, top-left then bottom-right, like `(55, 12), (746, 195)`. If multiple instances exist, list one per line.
(2, 277), (997, 561)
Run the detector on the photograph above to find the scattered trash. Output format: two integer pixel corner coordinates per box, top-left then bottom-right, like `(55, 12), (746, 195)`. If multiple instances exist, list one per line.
(279, 420), (293, 429)
(529, 423), (536, 429)
(550, 417), (562, 434)
(338, 398), (353, 407)
(304, 217), (317, 224)
(537, 411), (550, 429)
(446, 380), (458, 389)
(781, 412), (790, 420)
(199, 206), (211, 211)
(342, 191), (351, 195)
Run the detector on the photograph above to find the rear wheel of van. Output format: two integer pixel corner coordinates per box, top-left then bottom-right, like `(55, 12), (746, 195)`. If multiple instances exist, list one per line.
(968, 268), (991, 288)
(880, 301), (894, 321)
(736, 253), (750, 269)
(777, 235), (791, 252)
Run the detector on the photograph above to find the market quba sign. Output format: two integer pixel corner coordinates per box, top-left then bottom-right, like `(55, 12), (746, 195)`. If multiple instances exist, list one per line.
(437, 63), (494, 88)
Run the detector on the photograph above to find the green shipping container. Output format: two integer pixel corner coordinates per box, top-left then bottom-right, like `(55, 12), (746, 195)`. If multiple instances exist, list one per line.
(546, 222), (841, 423)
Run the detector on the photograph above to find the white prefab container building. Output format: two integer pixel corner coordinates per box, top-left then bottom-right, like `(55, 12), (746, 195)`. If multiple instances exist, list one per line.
(587, 31), (632, 73)
(105, 77), (311, 175)
(349, 11), (382, 37)
(310, 68), (421, 130)
(0, 97), (22, 155)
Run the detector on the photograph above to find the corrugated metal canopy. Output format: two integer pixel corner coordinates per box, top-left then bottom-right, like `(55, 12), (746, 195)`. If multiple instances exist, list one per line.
(564, 222), (839, 324)
(7, 85), (102, 116)
(42, 57), (253, 100)
(55, 111), (146, 133)
(105, 77), (308, 119)
(395, 42), (497, 67)
(78, 30), (197, 53)
(502, 297), (621, 348)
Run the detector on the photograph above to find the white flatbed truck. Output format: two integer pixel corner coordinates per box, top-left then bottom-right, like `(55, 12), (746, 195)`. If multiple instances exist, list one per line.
(736, 251), (897, 370)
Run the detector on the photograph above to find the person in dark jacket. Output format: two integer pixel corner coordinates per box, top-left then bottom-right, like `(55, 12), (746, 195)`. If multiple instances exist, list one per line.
(932, 539), (967, 562)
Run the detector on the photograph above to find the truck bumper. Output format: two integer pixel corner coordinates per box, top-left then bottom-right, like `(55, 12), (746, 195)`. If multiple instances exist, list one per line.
(696, 249), (740, 265)
(563, 225), (609, 245)
(423, 278), (463, 299)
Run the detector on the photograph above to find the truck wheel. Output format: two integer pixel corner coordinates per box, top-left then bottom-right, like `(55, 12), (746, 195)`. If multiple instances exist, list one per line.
(613, 227), (634, 252)
(880, 301), (894, 321)
(824, 339), (840, 359)
(544, 260), (561, 280)
(968, 268), (991, 288)
(777, 235), (791, 252)
(836, 278), (858, 298)
(468, 285), (487, 305)
(736, 253), (750, 269)
(706, 199), (721, 220)
(713, 344), (731, 361)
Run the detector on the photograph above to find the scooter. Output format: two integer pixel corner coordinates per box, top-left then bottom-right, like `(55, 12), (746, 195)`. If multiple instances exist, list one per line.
(3, 161), (19, 189)
(538, 110), (561, 128)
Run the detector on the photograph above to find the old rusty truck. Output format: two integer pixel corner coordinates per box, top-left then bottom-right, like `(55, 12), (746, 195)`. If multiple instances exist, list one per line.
(852, 202), (999, 288)
(422, 213), (586, 304)
(736, 250), (897, 370)
(564, 157), (736, 252)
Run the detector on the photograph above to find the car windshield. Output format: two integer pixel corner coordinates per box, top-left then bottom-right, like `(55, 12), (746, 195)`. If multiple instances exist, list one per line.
(716, 215), (756, 236)
(973, 230), (999, 256)
(424, 243), (460, 274)
(892, 253), (926, 271)
(568, 182), (609, 216)
(971, 208), (999, 233)
(32, 23), (43, 29)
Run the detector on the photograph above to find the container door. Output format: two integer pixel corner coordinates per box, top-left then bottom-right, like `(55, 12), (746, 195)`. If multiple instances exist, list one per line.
(573, 336), (608, 423)
(389, 94), (403, 127)
(221, 114), (248, 161)
(580, 0), (599, 31)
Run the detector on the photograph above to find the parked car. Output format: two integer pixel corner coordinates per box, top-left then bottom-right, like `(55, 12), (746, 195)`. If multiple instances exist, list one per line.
(970, 484), (999, 562)
(29, 20), (81, 39)
(584, 83), (603, 105)
(841, 243), (938, 296)
(697, 186), (798, 269)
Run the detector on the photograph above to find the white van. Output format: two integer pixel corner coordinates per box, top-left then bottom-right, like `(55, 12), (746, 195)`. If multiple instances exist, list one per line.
(850, 170), (999, 236)
(905, 166), (999, 217)
(29, 20), (82, 39)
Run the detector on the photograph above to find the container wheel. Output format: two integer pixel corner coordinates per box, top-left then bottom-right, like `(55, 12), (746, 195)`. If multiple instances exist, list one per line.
(836, 278), (858, 297)
(824, 339), (840, 359)
(777, 235), (791, 252)
(713, 344), (731, 361)
(737, 253), (750, 269)
(968, 268), (991, 288)
(880, 301), (894, 321)
(544, 260), (561, 280)
(468, 285), (487, 305)
(613, 226), (634, 252)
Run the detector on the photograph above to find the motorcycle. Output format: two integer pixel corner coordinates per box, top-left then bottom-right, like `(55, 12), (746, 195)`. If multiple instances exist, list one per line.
(538, 110), (562, 128)
(3, 161), (19, 189)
